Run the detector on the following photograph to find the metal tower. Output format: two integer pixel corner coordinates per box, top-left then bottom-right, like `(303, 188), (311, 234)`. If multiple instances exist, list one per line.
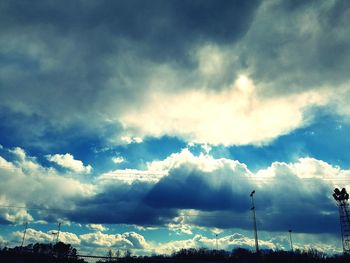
(333, 188), (350, 254)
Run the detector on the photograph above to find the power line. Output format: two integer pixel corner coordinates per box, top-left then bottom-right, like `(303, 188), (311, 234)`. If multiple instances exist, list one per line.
(0, 204), (339, 215)
(2, 165), (350, 182)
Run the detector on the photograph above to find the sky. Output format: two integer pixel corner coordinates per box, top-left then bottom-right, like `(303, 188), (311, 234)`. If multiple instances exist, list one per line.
(1, 0), (350, 257)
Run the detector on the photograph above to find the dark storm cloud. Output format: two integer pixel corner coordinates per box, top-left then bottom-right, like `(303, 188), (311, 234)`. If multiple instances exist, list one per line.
(144, 165), (252, 211)
(0, 0), (261, 148)
(142, 162), (337, 233)
(0, 106), (124, 157)
(66, 181), (179, 226)
(48, 158), (338, 234)
(0, 0), (260, 53)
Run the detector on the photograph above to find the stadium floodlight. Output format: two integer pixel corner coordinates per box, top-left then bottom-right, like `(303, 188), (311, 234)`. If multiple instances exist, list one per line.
(333, 188), (350, 202)
(333, 187), (350, 254)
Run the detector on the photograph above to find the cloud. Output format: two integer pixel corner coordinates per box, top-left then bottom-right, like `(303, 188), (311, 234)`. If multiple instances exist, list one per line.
(167, 216), (194, 235)
(12, 228), (52, 244)
(0, 147), (94, 224)
(86, 224), (108, 232)
(67, 180), (178, 226)
(12, 228), (80, 246)
(98, 169), (166, 185)
(6, 227), (340, 256)
(57, 148), (344, 234)
(46, 153), (92, 173)
(121, 75), (330, 145)
(149, 232), (340, 255)
(80, 232), (118, 247)
(112, 156), (125, 164)
(241, 0), (350, 94)
(143, 149), (344, 233)
(9, 147), (41, 172)
(118, 232), (148, 249)
(10, 147), (26, 161)
(152, 233), (277, 255)
(1, 0), (349, 254)
(120, 136), (143, 145)
(9, 227), (150, 255)
(0, 0), (260, 148)
(0, 205), (33, 225)
(80, 231), (148, 250)
(0, 145), (346, 234)
(0, 155), (16, 170)
(1, 0), (349, 148)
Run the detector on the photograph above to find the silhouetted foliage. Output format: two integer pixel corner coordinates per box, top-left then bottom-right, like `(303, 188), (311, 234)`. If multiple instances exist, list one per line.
(97, 247), (350, 263)
(2, 244), (350, 263)
(0, 242), (85, 263)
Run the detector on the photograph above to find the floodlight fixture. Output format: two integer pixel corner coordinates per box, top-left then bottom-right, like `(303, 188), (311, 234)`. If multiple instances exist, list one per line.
(335, 188), (341, 195)
(250, 190), (255, 197)
(333, 188), (350, 202)
(333, 193), (339, 201)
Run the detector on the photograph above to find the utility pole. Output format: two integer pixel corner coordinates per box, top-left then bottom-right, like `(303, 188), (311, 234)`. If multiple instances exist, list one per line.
(20, 222), (28, 249)
(288, 230), (293, 252)
(250, 190), (259, 253)
(56, 222), (61, 244)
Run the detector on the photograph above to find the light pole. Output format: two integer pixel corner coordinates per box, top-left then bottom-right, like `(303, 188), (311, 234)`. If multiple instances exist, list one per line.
(250, 190), (259, 253)
(20, 222), (28, 249)
(215, 234), (218, 250)
(288, 230), (293, 252)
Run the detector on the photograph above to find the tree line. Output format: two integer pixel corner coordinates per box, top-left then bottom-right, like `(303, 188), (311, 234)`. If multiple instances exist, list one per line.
(1, 242), (350, 263)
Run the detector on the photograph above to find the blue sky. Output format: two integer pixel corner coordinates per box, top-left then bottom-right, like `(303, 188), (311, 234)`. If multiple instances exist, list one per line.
(1, 0), (350, 256)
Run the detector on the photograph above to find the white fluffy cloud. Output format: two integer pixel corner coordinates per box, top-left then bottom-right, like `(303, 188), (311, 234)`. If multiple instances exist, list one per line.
(150, 232), (341, 256)
(46, 153), (92, 174)
(6, 227), (340, 256)
(120, 75), (330, 145)
(4, 221), (343, 256)
(80, 231), (148, 250)
(12, 228), (80, 246)
(146, 148), (251, 175)
(86, 224), (108, 232)
(112, 156), (125, 164)
(0, 148), (94, 223)
(120, 136), (143, 145)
